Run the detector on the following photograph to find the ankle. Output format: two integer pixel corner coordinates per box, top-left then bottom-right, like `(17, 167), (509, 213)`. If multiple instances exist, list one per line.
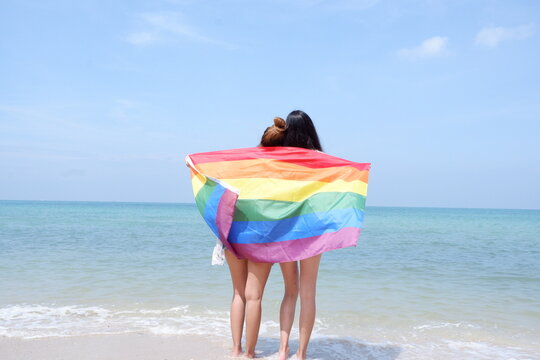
(279, 345), (290, 353)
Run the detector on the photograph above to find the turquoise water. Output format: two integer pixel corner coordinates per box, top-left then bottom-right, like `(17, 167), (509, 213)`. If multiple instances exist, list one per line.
(1, 201), (539, 359)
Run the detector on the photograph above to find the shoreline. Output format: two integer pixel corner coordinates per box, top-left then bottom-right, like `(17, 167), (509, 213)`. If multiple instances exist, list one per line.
(2, 333), (537, 360)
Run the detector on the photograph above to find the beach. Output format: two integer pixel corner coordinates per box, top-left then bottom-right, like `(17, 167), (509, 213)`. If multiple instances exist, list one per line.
(0, 334), (226, 360)
(0, 332), (536, 360)
(1, 201), (539, 359)
(0, 334), (406, 360)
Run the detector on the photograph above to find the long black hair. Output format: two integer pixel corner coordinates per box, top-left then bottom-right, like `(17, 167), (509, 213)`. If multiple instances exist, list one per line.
(282, 110), (323, 151)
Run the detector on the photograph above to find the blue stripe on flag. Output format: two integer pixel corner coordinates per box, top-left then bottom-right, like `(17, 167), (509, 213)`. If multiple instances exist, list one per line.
(228, 207), (364, 244)
(203, 183), (226, 238)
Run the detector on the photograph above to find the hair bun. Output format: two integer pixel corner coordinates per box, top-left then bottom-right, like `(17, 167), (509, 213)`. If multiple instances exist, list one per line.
(273, 117), (286, 130)
(260, 117), (286, 146)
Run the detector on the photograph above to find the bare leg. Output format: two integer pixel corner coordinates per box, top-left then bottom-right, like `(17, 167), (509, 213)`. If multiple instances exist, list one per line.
(225, 250), (248, 357)
(278, 261), (299, 360)
(244, 261), (272, 358)
(296, 254), (322, 360)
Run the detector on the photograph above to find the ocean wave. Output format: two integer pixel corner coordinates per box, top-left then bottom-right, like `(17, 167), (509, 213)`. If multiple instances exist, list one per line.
(0, 304), (293, 340)
(0, 304), (230, 339)
(1, 304), (539, 359)
(413, 322), (480, 331)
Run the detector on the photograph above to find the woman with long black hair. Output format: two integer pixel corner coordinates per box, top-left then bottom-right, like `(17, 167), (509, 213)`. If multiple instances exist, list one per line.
(260, 110), (324, 360)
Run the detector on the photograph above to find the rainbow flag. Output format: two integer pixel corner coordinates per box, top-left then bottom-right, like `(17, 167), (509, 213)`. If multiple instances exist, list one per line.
(185, 146), (370, 263)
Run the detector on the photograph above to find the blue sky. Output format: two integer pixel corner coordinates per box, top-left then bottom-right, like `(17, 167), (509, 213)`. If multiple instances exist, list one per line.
(1, 0), (539, 209)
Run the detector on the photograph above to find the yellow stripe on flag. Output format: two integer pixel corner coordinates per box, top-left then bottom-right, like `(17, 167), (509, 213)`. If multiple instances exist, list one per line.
(191, 170), (207, 197)
(221, 178), (368, 202)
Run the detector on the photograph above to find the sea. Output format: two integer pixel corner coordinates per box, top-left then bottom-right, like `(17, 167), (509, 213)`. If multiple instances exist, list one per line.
(1, 200), (539, 359)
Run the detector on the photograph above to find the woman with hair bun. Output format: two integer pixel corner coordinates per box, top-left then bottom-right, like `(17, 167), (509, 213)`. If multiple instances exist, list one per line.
(224, 240), (272, 358)
(221, 116), (288, 358)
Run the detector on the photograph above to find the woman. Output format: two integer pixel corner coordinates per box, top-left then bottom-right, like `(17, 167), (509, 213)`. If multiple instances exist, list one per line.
(224, 251), (272, 358)
(261, 110), (324, 360)
(222, 117), (286, 358)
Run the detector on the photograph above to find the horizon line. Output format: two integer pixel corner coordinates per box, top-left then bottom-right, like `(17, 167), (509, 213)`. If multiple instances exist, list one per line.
(1, 199), (538, 211)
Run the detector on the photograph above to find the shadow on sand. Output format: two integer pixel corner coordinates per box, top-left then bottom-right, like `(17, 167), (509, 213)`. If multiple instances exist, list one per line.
(252, 337), (402, 360)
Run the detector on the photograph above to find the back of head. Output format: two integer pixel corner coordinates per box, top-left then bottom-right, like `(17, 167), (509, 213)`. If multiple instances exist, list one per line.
(260, 117), (286, 146)
(282, 110), (323, 151)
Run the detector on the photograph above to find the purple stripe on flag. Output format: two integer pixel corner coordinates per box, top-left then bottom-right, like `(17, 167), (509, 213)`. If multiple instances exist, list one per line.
(232, 227), (361, 263)
(216, 188), (239, 256)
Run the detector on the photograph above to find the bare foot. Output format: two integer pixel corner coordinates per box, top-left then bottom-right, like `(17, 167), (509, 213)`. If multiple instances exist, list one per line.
(245, 352), (256, 358)
(295, 352), (306, 360)
(278, 346), (290, 360)
(230, 346), (243, 357)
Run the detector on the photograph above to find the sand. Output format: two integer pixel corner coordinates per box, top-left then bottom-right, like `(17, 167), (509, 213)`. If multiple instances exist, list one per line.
(0, 334), (232, 360)
(0, 334), (403, 360)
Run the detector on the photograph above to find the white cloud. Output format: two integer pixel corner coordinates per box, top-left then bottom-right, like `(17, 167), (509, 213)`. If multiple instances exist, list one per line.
(126, 32), (159, 45)
(126, 11), (236, 49)
(398, 36), (449, 60)
(475, 24), (536, 47)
